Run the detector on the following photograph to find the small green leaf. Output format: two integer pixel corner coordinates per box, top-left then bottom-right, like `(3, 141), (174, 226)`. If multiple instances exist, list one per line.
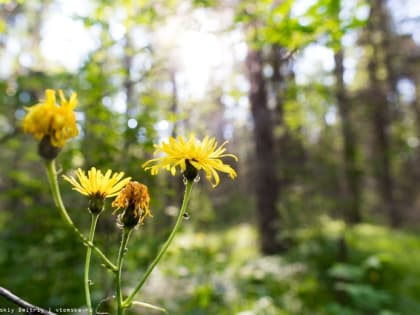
(131, 300), (168, 314)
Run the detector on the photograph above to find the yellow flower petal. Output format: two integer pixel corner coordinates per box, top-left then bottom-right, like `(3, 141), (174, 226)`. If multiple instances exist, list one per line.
(63, 167), (131, 199)
(22, 89), (78, 148)
(143, 135), (238, 187)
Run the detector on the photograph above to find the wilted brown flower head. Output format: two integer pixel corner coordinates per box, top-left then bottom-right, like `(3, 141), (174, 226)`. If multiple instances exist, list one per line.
(112, 181), (152, 229)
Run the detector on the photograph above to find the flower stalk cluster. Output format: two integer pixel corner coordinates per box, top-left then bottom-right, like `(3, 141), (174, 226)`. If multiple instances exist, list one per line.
(22, 89), (238, 315)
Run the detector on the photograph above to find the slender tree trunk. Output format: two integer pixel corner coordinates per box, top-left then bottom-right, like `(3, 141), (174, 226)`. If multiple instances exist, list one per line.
(271, 46), (305, 187)
(246, 48), (283, 254)
(367, 0), (400, 226)
(334, 50), (362, 223)
(271, 46), (288, 184)
(122, 35), (134, 166)
(169, 69), (179, 138)
(270, 46), (305, 232)
(409, 80), (420, 186)
(168, 69), (184, 206)
(413, 81), (420, 144)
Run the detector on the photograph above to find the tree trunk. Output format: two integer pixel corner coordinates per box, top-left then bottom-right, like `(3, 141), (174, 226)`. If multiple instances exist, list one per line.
(409, 80), (420, 189)
(122, 35), (134, 166)
(246, 48), (283, 254)
(334, 50), (362, 223)
(271, 46), (305, 187)
(366, 0), (400, 226)
(168, 69), (184, 206)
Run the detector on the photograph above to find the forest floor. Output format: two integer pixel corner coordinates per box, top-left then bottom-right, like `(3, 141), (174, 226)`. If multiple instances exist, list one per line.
(137, 218), (420, 315)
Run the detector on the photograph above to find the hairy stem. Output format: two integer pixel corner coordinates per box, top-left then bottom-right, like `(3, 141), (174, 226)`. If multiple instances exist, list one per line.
(45, 160), (117, 272)
(123, 180), (193, 307)
(116, 228), (132, 315)
(85, 214), (99, 315)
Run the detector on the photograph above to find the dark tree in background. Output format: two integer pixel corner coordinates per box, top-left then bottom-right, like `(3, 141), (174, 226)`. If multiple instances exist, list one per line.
(366, 0), (400, 226)
(1, 0), (420, 312)
(246, 47), (283, 254)
(334, 48), (362, 224)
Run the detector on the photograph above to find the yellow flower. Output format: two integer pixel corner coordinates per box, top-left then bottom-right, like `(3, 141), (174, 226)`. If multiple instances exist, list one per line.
(63, 167), (131, 214)
(112, 181), (152, 228)
(63, 167), (131, 198)
(142, 135), (238, 187)
(22, 89), (78, 148)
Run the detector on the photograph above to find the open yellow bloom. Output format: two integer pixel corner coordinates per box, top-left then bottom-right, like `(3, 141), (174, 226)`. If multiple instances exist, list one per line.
(63, 167), (131, 198)
(112, 181), (152, 228)
(63, 167), (131, 214)
(142, 135), (238, 187)
(22, 89), (78, 148)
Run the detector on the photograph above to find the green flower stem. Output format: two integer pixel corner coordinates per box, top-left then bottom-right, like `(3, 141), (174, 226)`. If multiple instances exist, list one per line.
(85, 213), (99, 315)
(116, 228), (132, 315)
(123, 180), (194, 308)
(44, 159), (117, 272)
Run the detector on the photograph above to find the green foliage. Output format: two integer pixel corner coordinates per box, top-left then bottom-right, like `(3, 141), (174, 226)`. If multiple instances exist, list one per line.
(290, 218), (420, 315)
(236, 0), (366, 50)
(191, 0), (216, 7)
(115, 220), (420, 315)
(0, 0), (419, 313)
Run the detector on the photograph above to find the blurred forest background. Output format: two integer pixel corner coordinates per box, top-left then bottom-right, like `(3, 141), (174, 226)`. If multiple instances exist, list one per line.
(1, 0), (420, 314)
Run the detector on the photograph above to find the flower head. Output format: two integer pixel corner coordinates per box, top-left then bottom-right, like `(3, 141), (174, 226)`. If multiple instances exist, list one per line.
(63, 167), (131, 214)
(22, 89), (78, 148)
(112, 181), (152, 229)
(142, 135), (238, 187)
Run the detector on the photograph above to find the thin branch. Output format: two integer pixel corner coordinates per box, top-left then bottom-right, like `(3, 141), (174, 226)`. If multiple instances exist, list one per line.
(280, 48), (298, 62)
(0, 287), (56, 315)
